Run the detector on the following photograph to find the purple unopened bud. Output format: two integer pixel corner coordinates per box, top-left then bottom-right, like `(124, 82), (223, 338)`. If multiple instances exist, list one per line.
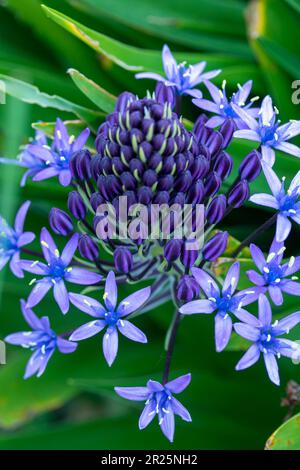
(90, 155), (102, 180)
(137, 186), (153, 204)
(191, 155), (210, 179)
(78, 234), (99, 261)
(206, 131), (223, 157)
(193, 114), (208, 142)
(115, 91), (135, 112)
(153, 191), (170, 204)
(203, 231), (228, 261)
(68, 191), (86, 220)
(114, 247), (133, 273)
(219, 119), (235, 148)
(204, 172), (222, 198)
(90, 193), (104, 212)
(49, 208), (73, 236)
(176, 275), (200, 302)
(174, 171), (192, 192)
(164, 239), (183, 263)
(228, 180), (249, 208)
(187, 180), (204, 205)
(206, 195), (226, 224)
(239, 150), (262, 182)
(181, 240), (199, 268)
(70, 150), (91, 180)
(155, 82), (176, 108)
(213, 151), (233, 180)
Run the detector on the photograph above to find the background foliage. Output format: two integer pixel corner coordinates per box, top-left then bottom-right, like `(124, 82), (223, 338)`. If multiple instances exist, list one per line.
(0, 0), (300, 450)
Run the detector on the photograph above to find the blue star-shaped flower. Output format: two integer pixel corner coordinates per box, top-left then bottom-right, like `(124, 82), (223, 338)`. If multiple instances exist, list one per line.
(179, 262), (259, 352)
(115, 373), (192, 443)
(234, 294), (300, 385)
(136, 44), (221, 99)
(69, 271), (151, 366)
(5, 300), (77, 379)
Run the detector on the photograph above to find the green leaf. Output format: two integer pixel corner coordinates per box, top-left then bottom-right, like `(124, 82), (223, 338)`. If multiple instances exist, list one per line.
(0, 73), (102, 124)
(67, 68), (116, 113)
(42, 5), (256, 74)
(265, 413), (300, 450)
(285, 0), (300, 14)
(67, 0), (252, 58)
(247, 0), (300, 120)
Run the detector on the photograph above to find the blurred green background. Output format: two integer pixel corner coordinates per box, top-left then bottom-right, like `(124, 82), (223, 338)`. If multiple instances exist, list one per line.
(0, 0), (300, 450)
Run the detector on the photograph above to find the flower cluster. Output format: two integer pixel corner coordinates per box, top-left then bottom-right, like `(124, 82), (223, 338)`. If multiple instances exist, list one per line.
(1, 44), (300, 443)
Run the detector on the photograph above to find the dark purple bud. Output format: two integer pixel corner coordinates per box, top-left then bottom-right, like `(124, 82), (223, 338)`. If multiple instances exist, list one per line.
(130, 111), (142, 128)
(120, 145), (134, 164)
(228, 180), (250, 208)
(155, 82), (176, 108)
(164, 138), (177, 156)
(111, 157), (125, 175)
(206, 131), (223, 157)
(97, 175), (108, 198)
(90, 155), (102, 180)
(78, 234), (99, 261)
(175, 154), (188, 173)
(124, 190), (137, 208)
(239, 150), (262, 182)
(137, 186), (153, 204)
(90, 193), (104, 212)
(193, 114), (208, 142)
(213, 151), (233, 180)
(203, 231), (228, 261)
(130, 128), (143, 146)
(120, 171), (137, 190)
(174, 171), (192, 192)
(106, 141), (120, 157)
(68, 191), (86, 220)
(115, 91), (135, 112)
(187, 181), (204, 205)
(70, 149), (92, 181)
(162, 156), (175, 174)
(142, 118), (155, 137)
(114, 247), (133, 274)
(49, 208), (73, 236)
(219, 119), (235, 148)
(206, 195), (226, 224)
(151, 104), (164, 120)
(105, 175), (122, 199)
(158, 175), (174, 191)
(181, 240), (199, 268)
(153, 191), (170, 204)
(204, 172), (222, 198)
(172, 192), (186, 207)
(191, 155), (210, 179)
(143, 169), (157, 187)
(129, 158), (144, 178)
(197, 127), (212, 146)
(149, 153), (163, 171)
(164, 239), (183, 263)
(139, 141), (153, 160)
(99, 156), (112, 175)
(153, 134), (166, 151)
(176, 275), (200, 302)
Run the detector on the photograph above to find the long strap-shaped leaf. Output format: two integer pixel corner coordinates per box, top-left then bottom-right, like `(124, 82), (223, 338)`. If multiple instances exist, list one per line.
(0, 73), (102, 124)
